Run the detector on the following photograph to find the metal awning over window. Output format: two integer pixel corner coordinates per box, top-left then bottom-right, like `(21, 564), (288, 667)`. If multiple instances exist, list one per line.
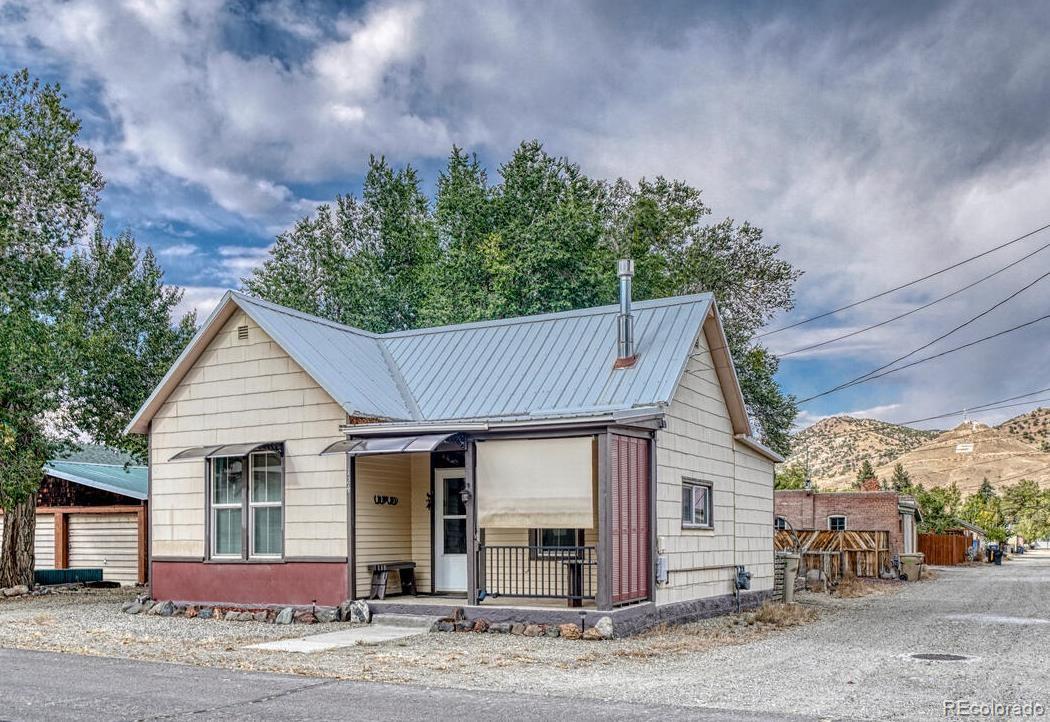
(320, 433), (462, 457)
(169, 441), (284, 462)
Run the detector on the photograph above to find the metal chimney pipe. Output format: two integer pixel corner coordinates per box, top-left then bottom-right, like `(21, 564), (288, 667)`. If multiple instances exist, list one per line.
(616, 259), (636, 365)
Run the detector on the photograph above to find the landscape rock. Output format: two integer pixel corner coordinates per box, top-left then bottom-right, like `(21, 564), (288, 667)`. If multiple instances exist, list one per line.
(472, 618), (489, 633)
(224, 611), (240, 621)
(522, 624), (542, 637)
(314, 607), (337, 624)
(340, 599), (371, 624)
(184, 605), (198, 619)
(435, 620), (454, 632)
(198, 607), (213, 620)
(253, 611), (269, 623)
(490, 622), (511, 634)
(454, 619), (473, 632)
(558, 623), (582, 640)
(594, 616), (614, 639)
(510, 623), (526, 635)
(236, 611), (255, 622)
(582, 627), (603, 640)
(274, 607), (293, 625)
(140, 600), (155, 613)
(150, 600), (175, 617)
(2, 585), (30, 598)
(294, 611), (316, 624)
(545, 626), (561, 637)
(123, 602), (144, 615)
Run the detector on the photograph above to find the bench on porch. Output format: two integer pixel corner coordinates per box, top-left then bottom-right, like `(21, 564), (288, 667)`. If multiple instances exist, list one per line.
(367, 561), (417, 600)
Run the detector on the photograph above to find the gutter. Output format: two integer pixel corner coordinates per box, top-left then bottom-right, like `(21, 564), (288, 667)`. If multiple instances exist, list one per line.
(339, 407), (666, 436)
(733, 434), (785, 463)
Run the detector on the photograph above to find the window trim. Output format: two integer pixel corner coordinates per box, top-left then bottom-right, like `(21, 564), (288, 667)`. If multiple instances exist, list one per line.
(207, 448), (285, 561)
(681, 478), (714, 530)
(828, 515), (848, 531)
(528, 528), (585, 560)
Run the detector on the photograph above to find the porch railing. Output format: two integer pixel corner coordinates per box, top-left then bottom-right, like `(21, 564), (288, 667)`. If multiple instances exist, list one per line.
(478, 544), (597, 602)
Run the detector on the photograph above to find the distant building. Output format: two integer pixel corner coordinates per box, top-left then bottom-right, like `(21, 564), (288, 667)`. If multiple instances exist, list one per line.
(774, 489), (921, 556)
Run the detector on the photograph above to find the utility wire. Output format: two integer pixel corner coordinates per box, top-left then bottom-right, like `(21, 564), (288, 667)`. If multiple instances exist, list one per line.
(758, 221), (1050, 338)
(813, 269), (1050, 398)
(779, 237), (1050, 357)
(896, 387), (1050, 425)
(798, 312), (1050, 404)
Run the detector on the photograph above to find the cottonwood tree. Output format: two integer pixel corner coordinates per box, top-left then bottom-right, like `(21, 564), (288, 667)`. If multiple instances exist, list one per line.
(246, 141), (802, 455)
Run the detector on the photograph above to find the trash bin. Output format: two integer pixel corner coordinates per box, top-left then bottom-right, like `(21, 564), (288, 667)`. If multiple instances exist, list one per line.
(900, 553), (924, 581)
(986, 547), (993, 563)
(994, 548), (1003, 565)
(781, 553), (800, 603)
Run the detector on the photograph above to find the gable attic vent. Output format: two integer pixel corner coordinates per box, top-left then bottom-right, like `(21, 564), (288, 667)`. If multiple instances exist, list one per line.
(237, 325), (249, 341)
(614, 259), (637, 369)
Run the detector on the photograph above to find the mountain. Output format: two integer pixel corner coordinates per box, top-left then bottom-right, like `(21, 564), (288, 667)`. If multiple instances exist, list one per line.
(997, 407), (1050, 450)
(782, 416), (940, 486)
(872, 421), (1050, 496)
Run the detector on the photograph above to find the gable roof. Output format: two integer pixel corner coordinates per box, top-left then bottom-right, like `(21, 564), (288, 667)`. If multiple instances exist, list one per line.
(127, 290), (756, 443)
(44, 460), (148, 501)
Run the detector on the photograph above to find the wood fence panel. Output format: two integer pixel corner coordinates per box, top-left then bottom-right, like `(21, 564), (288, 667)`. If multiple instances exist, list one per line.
(918, 533), (968, 566)
(774, 529), (890, 581)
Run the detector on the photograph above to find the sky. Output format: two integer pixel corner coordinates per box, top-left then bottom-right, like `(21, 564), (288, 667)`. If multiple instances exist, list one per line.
(2, 0), (1049, 432)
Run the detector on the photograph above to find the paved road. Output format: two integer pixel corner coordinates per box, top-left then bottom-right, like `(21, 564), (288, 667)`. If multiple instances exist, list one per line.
(0, 647), (810, 722)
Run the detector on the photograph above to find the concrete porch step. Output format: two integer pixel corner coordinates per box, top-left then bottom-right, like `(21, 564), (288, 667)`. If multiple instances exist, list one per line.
(370, 613), (443, 630)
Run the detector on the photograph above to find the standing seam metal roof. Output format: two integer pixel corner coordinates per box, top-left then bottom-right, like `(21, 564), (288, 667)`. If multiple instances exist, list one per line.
(231, 291), (713, 423)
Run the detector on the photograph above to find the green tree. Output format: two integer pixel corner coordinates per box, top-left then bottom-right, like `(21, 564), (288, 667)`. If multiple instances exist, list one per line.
(978, 477), (995, 502)
(246, 141), (802, 455)
(854, 459), (876, 489)
(0, 70), (103, 587)
(914, 483), (962, 533)
(891, 463), (912, 492)
(63, 230), (197, 461)
(774, 463), (807, 490)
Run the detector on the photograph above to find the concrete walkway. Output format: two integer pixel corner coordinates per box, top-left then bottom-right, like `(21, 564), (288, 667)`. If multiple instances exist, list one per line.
(246, 624), (426, 652)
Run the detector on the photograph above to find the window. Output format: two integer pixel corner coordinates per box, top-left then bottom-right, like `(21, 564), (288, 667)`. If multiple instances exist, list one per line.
(210, 450), (283, 559)
(682, 480), (713, 528)
(828, 515), (847, 531)
(774, 516), (788, 530)
(529, 528), (584, 558)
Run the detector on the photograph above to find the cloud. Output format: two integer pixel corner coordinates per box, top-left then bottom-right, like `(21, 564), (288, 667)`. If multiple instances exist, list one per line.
(3, 0), (1050, 426)
(173, 285), (227, 321)
(156, 243), (198, 258)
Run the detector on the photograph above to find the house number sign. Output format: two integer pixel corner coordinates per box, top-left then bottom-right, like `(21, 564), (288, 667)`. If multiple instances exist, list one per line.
(373, 495), (399, 506)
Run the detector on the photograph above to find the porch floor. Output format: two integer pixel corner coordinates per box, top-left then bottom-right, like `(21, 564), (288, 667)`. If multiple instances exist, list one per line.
(374, 594), (597, 610)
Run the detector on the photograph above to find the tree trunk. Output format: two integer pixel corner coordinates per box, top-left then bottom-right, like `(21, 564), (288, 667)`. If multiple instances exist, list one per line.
(0, 495), (36, 588)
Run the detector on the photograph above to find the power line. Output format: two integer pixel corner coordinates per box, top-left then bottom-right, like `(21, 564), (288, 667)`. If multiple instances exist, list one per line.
(779, 237), (1050, 357)
(798, 312), (1050, 404)
(813, 269), (1050, 398)
(758, 221), (1050, 338)
(897, 387), (1050, 425)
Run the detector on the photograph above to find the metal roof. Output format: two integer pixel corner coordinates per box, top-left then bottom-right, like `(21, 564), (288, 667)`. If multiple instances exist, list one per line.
(127, 289), (725, 433)
(44, 461), (148, 501)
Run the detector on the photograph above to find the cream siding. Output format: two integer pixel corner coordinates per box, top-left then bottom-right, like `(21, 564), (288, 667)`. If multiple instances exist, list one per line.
(354, 455), (413, 597)
(150, 311), (347, 559)
(68, 514), (139, 584)
(654, 329), (775, 605)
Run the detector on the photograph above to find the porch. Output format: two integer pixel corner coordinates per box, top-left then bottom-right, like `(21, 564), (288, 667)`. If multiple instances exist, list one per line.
(330, 429), (653, 613)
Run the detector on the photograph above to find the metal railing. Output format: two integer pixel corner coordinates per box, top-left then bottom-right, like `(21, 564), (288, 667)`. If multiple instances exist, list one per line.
(478, 544), (597, 601)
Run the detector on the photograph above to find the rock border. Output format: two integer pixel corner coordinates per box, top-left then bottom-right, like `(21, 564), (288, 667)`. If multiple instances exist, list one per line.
(431, 608), (614, 640)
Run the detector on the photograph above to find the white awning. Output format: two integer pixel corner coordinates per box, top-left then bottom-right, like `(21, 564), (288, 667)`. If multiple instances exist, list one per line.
(169, 441), (283, 462)
(319, 433), (461, 457)
(476, 436), (595, 529)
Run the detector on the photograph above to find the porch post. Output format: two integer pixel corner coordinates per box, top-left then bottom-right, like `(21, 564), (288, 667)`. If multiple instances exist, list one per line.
(346, 454), (357, 600)
(596, 431), (613, 610)
(465, 439), (479, 605)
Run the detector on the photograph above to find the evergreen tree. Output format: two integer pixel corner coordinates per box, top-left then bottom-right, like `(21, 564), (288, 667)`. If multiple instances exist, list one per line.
(855, 459), (876, 488)
(978, 477), (995, 501)
(891, 463), (912, 492)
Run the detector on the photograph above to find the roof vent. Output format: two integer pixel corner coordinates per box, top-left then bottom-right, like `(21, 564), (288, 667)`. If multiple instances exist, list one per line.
(614, 259), (637, 369)
(237, 325), (249, 341)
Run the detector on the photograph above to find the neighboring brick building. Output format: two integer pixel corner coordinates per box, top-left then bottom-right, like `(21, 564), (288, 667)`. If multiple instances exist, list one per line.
(774, 490), (920, 556)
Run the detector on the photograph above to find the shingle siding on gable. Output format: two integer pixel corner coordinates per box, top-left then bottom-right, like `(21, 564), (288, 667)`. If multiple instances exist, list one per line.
(150, 311), (347, 559)
(654, 330), (774, 605)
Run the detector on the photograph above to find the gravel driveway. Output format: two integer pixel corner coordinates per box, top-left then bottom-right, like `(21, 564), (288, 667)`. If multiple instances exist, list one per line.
(1, 552), (1047, 719)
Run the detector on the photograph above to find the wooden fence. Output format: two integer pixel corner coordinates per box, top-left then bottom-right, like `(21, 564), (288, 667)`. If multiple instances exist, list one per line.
(918, 533), (968, 566)
(775, 529), (891, 581)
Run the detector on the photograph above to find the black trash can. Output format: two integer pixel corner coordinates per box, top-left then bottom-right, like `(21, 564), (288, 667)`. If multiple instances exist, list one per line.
(986, 547), (993, 562)
(993, 548), (1004, 565)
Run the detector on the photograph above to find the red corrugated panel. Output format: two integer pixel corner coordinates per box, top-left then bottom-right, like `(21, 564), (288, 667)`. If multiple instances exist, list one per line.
(611, 434), (650, 604)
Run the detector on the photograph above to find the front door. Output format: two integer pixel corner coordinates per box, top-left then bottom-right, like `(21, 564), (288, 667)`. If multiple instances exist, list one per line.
(434, 468), (467, 592)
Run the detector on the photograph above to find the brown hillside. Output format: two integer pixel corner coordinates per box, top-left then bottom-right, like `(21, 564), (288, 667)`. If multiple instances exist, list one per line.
(783, 416), (939, 484)
(997, 407), (1050, 450)
(872, 421), (1050, 496)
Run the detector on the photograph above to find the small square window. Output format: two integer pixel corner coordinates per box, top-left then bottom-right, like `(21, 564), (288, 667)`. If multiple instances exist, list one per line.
(828, 515), (847, 531)
(530, 528), (583, 559)
(682, 480), (713, 529)
(775, 516), (788, 530)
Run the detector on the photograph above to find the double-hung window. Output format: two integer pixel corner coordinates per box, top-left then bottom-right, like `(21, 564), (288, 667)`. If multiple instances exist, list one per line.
(828, 515), (847, 531)
(682, 479), (713, 529)
(210, 451), (283, 559)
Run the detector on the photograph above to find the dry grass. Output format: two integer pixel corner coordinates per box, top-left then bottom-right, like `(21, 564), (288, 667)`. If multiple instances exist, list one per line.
(747, 602), (819, 627)
(832, 575), (904, 598)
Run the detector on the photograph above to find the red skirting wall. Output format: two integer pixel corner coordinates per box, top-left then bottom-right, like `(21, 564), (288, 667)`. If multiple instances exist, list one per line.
(152, 561), (348, 606)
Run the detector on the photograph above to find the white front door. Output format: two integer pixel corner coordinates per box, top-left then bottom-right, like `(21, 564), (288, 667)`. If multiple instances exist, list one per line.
(434, 468), (467, 592)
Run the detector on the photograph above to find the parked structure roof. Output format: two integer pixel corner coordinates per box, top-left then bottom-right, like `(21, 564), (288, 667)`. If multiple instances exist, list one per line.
(44, 460), (148, 500)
